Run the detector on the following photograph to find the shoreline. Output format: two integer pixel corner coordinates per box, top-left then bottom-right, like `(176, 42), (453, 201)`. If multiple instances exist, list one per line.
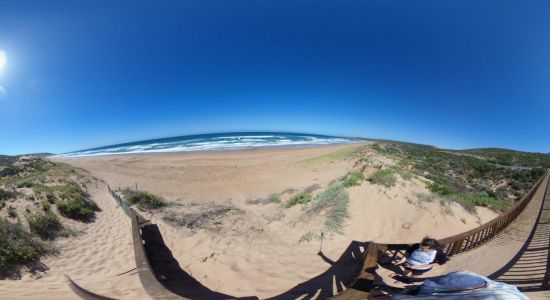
(56, 142), (365, 159)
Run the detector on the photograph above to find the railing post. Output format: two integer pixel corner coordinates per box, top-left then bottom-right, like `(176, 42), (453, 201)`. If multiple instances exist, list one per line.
(449, 239), (464, 256)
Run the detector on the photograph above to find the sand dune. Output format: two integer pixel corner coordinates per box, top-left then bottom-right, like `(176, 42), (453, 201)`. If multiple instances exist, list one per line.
(0, 184), (149, 300)
(2, 144), (500, 299)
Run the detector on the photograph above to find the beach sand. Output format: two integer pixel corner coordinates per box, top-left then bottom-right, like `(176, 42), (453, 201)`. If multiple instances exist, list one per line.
(0, 183), (149, 300)
(2, 144), (499, 299)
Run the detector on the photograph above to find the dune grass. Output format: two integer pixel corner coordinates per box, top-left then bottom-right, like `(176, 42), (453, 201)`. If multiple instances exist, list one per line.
(300, 145), (366, 167)
(285, 192), (312, 208)
(341, 171), (365, 187)
(307, 183), (349, 234)
(369, 169), (397, 187)
(124, 190), (165, 210)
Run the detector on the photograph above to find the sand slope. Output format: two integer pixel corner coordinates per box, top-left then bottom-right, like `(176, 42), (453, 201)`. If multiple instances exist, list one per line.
(0, 183), (149, 300)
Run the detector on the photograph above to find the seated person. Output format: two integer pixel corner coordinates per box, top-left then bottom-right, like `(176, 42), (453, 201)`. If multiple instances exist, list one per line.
(397, 237), (448, 278)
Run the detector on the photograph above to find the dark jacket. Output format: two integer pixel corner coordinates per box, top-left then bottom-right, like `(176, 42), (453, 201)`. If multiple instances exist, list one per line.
(406, 244), (449, 265)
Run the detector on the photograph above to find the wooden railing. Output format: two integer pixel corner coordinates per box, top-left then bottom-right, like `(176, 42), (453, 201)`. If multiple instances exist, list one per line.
(331, 171), (548, 299)
(107, 185), (132, 217)
(130, 209), (184, 300)
(378, 172), (548, 265)
(107, 185), (184, 299)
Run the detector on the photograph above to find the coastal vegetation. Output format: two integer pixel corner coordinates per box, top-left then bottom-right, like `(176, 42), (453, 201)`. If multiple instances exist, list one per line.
(341, 171), (365, 187)
(300, 144), (367, 167)
(26, 211), (63, 240)
(369, 169), (397, 187)
(0, 218), (54, 278)
(0, 155), (98, 276)
(285, 192), (312, 208)
(124, 190), (166, 210)
(307, 183), (349, 234)
(369, 142), (546, 212)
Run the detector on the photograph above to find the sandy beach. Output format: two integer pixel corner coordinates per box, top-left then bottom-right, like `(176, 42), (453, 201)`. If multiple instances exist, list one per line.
(2, 144), (499, 299)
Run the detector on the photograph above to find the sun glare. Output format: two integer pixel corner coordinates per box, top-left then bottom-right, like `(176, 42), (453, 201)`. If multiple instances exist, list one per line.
(0, 51), (7, 72)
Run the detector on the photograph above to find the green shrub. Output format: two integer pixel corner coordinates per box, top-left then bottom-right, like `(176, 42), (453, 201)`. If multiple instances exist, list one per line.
(26, 211), (62, 240)
(395, 167), (413, 180)
(341, 171), (365, 187)
(41, 199), (51, 211)
(449, 193), (510, 213)
(17, 181), (33, 188)
(0, 188), (15, 201)
(369, 169), (397, 187)
(54, 183), (98, 220)
(125, 191), (165, 210)
(56, 198), (98, 220)
(0, 188), (15, 209)
(428, 183), (453, 195)
(285, 192), (312, 208)
(0, 218), (51, 275)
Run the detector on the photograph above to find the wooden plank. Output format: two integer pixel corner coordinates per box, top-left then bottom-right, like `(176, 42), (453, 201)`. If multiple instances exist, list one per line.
(131, 209), (184, 300)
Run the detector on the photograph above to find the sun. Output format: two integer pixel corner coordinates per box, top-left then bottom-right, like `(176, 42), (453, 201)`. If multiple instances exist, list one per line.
(0, 51), (7, 72)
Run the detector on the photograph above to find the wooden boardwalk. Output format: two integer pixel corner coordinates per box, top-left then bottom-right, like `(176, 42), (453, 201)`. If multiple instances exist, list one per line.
(492, 175), (550, 298)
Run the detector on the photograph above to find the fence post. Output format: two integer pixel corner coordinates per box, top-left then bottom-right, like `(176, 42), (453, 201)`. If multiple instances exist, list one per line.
(449, 239), (464, 256)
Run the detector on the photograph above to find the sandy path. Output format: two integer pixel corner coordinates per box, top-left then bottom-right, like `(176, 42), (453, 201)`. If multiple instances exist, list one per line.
(0, 183), (149, 300)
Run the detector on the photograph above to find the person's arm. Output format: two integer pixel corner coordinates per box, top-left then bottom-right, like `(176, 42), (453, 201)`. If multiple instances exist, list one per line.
(407, 262), (437, 269)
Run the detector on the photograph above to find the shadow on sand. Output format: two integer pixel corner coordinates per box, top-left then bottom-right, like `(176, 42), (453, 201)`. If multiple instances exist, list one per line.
(267, 241), (369, 299)
(141, 223), (257, 299)
(142, 224), (370, 300)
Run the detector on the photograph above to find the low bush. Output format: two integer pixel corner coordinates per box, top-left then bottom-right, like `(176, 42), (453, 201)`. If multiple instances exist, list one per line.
(26, 211), (62, 240)
(17, 181), (33, 188)
(450, 193), (510, 213)
(0, 188), (15, 201)
(125, 191), (165, 210)
(341, 171), (365, 187)
(56, 198), (98, 220)
(0, 218), (51, 276)
(285, 192), (312, 208)
(55, 183), (99, 220)
(369, 169), (397, 187)
(0, 188), (15, 208)
(41, 199), (51, 211)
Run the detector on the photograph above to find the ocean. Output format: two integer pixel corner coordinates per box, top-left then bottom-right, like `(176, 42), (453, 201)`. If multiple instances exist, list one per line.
(61, 132), (361, 157)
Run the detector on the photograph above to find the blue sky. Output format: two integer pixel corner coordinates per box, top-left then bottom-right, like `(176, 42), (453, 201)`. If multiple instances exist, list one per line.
(1, 1), (549, 155)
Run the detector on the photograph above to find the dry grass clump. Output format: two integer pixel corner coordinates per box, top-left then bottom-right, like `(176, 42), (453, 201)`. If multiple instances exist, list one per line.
(163, 203), (242, 232)
(304, 183), (349, 235)
(246, 194), (280, 205)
